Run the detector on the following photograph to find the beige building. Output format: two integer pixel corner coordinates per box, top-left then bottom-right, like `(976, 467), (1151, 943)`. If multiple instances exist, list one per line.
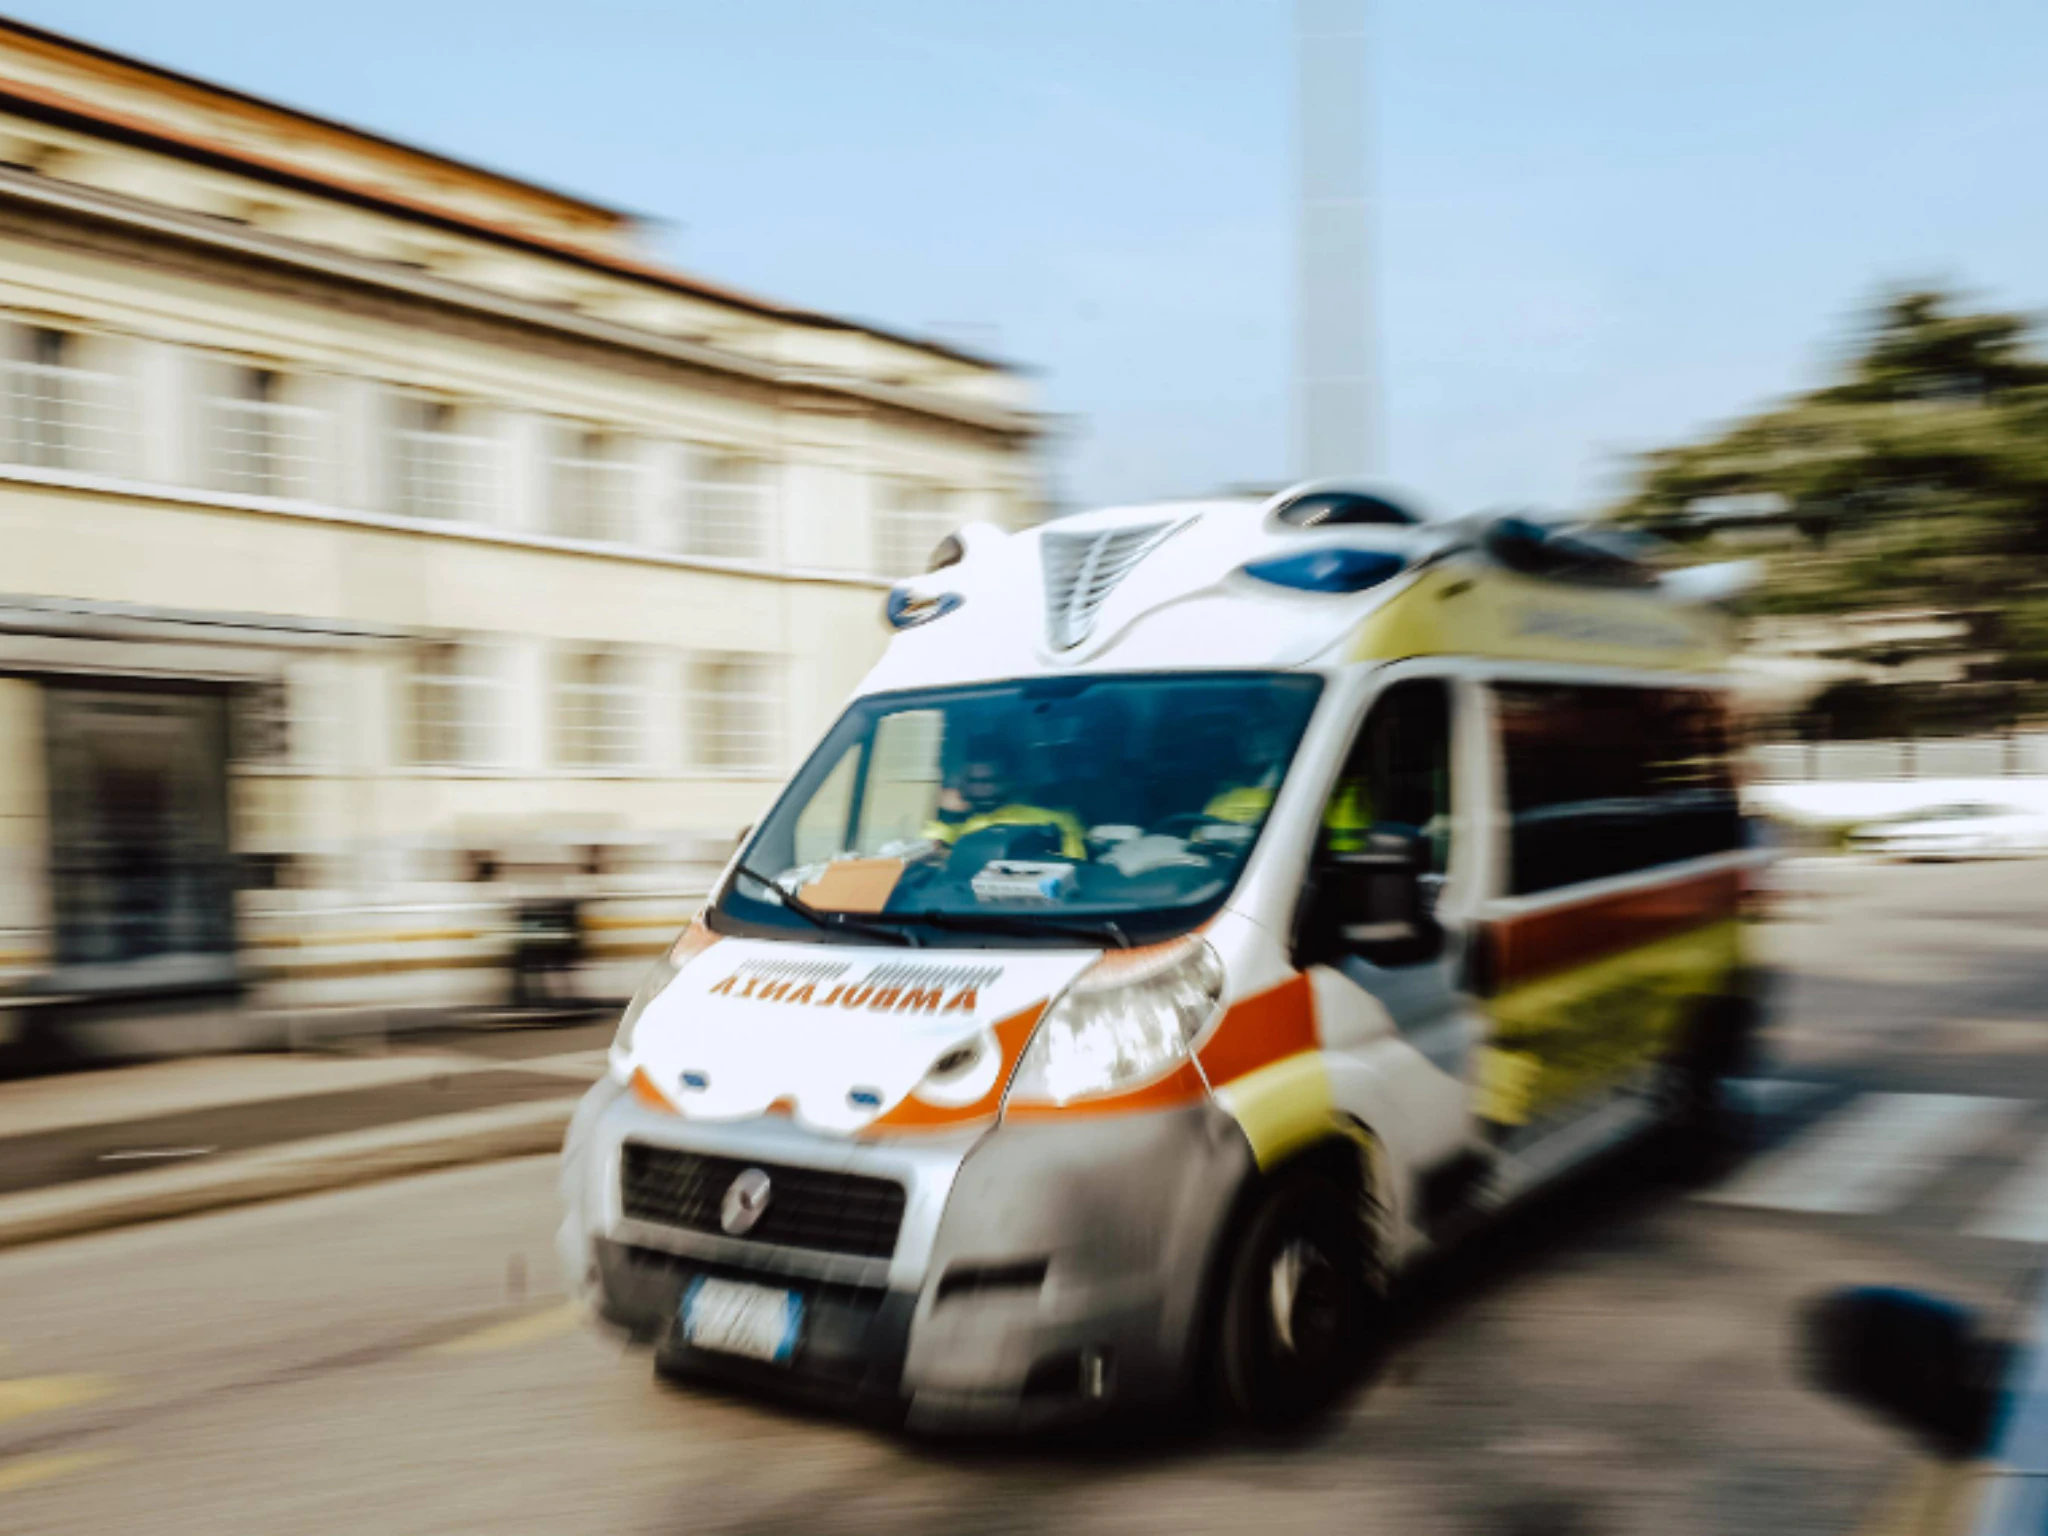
(0, 20), (1041, 1027)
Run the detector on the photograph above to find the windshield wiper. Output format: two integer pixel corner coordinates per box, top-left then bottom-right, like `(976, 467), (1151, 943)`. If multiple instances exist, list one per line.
(868, 908), (1132, 950)
(729, 863), (918, 947)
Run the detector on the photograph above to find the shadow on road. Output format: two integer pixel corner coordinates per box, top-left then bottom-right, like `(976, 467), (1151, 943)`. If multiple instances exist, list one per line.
(906, 1129), (1702, 1474)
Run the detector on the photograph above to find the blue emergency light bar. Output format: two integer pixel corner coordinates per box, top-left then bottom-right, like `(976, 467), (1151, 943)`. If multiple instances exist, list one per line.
(1240, 548), (1407, 594)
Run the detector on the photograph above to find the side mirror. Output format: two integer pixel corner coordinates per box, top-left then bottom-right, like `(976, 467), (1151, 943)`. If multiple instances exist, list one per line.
(1301, 824), (1441, 968)
(1802, 1287), (2006, 1459)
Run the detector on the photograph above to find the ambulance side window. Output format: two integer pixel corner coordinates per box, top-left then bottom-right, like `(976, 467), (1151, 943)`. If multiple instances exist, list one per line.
(1495, 683), (1740, 896)
(1326, 678), (1453, 873)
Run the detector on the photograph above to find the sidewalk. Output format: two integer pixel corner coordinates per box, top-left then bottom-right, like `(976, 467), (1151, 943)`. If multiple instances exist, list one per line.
(0, 1015), (614, 1250)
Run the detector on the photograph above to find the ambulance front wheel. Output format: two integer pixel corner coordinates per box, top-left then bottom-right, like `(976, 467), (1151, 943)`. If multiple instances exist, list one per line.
(1215, 1171), (1374, 1429)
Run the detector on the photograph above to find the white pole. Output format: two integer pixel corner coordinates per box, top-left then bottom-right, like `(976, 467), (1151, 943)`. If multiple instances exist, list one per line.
(1294, 0), (1376, 480)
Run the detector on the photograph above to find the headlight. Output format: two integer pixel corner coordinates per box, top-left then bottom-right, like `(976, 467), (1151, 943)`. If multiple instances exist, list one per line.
(1006, 936), (1225, 1108)
(609, 915), (718, 1078)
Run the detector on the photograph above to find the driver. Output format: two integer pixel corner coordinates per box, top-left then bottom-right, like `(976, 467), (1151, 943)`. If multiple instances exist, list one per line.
(923, 739), (1086, 858)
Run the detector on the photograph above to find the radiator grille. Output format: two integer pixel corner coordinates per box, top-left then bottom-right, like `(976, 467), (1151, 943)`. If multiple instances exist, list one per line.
(620, 1143), (907, 1260)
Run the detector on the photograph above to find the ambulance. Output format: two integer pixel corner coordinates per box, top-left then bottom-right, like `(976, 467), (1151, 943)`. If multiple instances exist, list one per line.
(557, 482), (1764, 1430)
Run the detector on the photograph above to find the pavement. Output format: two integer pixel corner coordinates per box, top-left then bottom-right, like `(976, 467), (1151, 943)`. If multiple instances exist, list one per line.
(0, 1013), (615, 1250)
(0, 857), (2043, 1532)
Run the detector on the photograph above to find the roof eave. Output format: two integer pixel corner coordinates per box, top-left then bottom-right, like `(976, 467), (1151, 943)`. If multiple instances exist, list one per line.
(0, 166), (1041, 440)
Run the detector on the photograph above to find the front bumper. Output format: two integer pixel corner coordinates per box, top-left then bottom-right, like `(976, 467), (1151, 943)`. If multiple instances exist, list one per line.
(558, 1076), (1255, 1430)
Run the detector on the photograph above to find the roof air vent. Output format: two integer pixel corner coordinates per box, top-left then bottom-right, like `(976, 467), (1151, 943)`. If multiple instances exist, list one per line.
(1040, 520), (1185, 650)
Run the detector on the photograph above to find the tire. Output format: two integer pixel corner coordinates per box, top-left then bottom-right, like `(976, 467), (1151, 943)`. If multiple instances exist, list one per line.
(1655, 1057), (1741, 1184)
(1654, 997), (1755, 1185)
(1215, 1171), (1374, 1430)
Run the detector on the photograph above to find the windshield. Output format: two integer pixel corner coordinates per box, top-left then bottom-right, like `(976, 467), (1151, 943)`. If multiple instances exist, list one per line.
(715, 671), (1323, 947)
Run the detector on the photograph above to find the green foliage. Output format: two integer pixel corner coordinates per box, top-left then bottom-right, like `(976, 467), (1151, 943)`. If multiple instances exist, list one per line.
(1611, 289), (2048, 730)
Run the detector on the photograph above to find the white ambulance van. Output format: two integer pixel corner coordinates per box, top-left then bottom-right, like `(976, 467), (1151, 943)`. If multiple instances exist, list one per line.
(558, 483), (1763, 1430)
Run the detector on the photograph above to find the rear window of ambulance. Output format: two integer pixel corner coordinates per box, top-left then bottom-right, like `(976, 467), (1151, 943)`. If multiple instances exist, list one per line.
(1495, 683), (1740, 896)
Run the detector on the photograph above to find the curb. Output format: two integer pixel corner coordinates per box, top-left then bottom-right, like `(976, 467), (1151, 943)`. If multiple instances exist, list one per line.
(0, 1097), (578, 1252)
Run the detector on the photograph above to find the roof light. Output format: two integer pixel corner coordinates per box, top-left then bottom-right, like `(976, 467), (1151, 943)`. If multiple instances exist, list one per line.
(1481, 516), (1654, 587)
(885, 588), (963, 630)
(1272, 489), (1420, 528)
(1241, 548), (1406, 593)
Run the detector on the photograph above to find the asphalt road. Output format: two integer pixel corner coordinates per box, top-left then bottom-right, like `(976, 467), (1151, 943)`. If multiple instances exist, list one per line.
(3, 858), (2045, 1535)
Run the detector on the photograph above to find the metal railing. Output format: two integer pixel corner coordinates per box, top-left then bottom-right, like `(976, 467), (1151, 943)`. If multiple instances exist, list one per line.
(0, 357), (125, 474)
(555, 650), (644, 769)
(393, 428), (498, 522)
(679, 462), (770, 560)
(208, 394), (323, 500)
(686, 654), (780, 772)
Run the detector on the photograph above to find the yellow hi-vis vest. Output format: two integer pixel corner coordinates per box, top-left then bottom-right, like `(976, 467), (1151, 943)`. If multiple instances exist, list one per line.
(1202, 784), (1276, 824)
(1204, 781), (1374, 849)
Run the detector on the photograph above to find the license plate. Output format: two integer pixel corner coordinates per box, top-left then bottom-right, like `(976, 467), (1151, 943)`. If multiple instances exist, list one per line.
(679, 1277), (802, 1364)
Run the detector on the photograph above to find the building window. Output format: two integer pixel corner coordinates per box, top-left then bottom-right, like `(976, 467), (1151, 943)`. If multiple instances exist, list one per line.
(686, 652), (780, 773)
(676, 448), (770, 561)
(2, 326), (121, 474)
(406, 640), (506, 768)
(549, 425), (636, 543)
(230, 677), (293, 764)
(393, 396), (496, 522)
(208, 365), (320, 499)
(876, 480), (958, 576)
(555, 646), (642, 769)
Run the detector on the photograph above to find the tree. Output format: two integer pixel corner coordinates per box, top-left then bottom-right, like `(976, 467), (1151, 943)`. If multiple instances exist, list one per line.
(1611, 289), (2048, 734)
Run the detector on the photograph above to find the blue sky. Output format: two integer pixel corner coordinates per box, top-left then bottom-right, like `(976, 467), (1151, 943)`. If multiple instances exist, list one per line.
(24, 0), (2048, 515)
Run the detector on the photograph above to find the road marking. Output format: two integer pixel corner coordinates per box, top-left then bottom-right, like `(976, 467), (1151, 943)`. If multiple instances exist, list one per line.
(430, 1301), (581, 1356)
(0, 1450), (122, 1496)
(1966, 1137), (2048, 1243)
(0, 1373), (116, 1425)
(97, 1146), (217, 1163)
(1703, 1093), (2031, 1215)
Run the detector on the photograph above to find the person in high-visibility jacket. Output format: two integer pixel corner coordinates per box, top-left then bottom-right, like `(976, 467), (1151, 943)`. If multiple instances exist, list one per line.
(1321, 778), (1377, 852)
(1200, 703), (1376, 852)
(923, 746), (1086, 858)
(1202, 776), (1375, 849)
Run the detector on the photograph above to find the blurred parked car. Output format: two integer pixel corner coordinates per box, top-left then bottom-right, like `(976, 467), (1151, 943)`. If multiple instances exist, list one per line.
(1846, 803), (2048, 860)
(1805, 1279), (2046, 1532)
